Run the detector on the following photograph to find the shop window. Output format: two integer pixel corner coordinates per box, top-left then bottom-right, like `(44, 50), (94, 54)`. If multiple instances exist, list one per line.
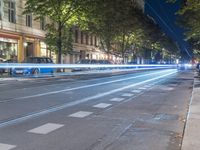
(75, 30), (79, 43)
(26, 14), (32, 27)
(8, 0), (16, 23)
(40, 17), (46, 30)
(40, 42), (47, 56)
(0, 41), (18, 61)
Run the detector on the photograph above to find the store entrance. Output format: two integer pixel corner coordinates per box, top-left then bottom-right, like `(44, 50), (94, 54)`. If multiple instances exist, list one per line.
(25, 42), (34, 58)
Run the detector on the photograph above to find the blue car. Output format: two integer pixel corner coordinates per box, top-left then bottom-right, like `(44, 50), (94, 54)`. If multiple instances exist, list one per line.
(12, 57), (55, 76)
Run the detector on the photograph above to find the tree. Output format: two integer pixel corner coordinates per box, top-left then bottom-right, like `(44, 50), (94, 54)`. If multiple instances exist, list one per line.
(24, 0), (82, 63)
(168, 0), (200, 59)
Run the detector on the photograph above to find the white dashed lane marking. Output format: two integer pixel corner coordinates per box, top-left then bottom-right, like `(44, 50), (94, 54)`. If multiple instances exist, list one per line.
(131, 90), (141, 93)
(144, 85), (151, 88)
(138, 87), (146, 90)
(122, 93), (134, 97)
(0, 143), (16, 150)
(93, 103), (112, 108)
(28, 123), (64, 135)
(109, 97), (125, 102)
(69, 111), (93, 118)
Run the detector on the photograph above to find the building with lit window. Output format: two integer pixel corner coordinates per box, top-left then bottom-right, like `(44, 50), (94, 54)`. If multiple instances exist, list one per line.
(0, 0), (109, 64)
(63, 27), (109, 64)
(0, 0), (50, 63)
(0, 0), (144, 64)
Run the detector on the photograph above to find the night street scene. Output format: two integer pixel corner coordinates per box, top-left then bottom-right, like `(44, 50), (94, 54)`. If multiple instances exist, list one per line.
(0, 0), (200, 150)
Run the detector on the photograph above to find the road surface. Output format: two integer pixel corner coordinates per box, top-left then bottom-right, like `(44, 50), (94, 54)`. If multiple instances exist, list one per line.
(0, 69), (193, 150)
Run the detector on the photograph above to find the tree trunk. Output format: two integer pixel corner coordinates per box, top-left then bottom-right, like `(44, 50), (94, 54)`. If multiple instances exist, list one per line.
(57, 21), (62, 64)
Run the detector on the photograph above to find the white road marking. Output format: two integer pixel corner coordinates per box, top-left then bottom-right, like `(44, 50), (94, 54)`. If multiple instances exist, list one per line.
(138, 87), (146, 90)
(144, 85), (151, 88)
(110, 97), (125, 102)
(93, 103), (112, 108)
(9, 70), (174, 100)
(131, 90), (141, 93)
(28, 123), (64, 135)
(0, 70), (177, 128)
(69, 111), (93, 118)
(122, 93), (134, 97)
(0, 143), (16, 150)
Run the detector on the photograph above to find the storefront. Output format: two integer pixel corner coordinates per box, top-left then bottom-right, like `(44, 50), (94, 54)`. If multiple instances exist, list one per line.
(0, 37), (18, 62)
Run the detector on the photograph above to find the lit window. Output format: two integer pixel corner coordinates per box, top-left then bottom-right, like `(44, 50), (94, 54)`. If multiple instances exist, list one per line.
(8, 0), (16, 23)
(26, 14), (32, 27)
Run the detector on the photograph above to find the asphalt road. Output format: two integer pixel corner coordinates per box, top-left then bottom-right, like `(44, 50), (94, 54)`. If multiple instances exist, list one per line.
(0, 69), (193, 150)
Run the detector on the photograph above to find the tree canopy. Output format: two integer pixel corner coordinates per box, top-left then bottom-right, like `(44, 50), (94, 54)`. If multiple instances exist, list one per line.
(80, 0), (179, 63)
(24, 0), (179, 64)
(24, 0), (83, 63)
(168, 0), (200, 60)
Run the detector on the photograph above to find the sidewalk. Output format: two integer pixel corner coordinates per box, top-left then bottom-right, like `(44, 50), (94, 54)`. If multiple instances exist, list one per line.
(182, 72), (200, 150)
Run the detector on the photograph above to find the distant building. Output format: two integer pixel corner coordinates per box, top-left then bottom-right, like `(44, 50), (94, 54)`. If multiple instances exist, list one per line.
(63, 27), (109, 64)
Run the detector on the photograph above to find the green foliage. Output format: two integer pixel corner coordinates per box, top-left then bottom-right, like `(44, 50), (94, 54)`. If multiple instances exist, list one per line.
(24, 0), (82, 63)
(45, 24), (73, 55)
(168, 0), (200, 58)
(24, 0), (179, 63)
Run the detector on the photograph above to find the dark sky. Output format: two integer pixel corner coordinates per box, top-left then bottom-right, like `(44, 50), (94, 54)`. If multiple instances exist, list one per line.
(144, 0), (192, 59)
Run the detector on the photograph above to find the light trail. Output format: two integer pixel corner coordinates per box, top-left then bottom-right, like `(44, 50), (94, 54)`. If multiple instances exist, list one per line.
(0, 63), (177, 69)
(0, 69), (176, 102)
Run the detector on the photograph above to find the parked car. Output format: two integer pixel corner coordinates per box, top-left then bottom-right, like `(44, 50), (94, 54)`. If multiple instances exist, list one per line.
(0, 59), (17, 75)
(72, 59), (113, 71)
(76, 59), (112, 64)
(11, 57), (55, 76)
(196, 63), (200, 73)
(76, 59), (92, 64)
(0, 58), (4, 75)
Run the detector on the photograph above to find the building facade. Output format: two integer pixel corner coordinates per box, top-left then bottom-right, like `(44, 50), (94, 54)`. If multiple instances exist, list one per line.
(0, 0), (113, 64)
(62, 26), (111, 64)
(0, 0), (50, 63)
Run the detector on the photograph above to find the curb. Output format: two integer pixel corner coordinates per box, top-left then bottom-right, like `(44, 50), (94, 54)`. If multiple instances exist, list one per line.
(181, 72), (200, 150)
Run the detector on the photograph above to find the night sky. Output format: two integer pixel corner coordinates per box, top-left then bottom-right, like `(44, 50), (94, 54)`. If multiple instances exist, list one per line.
(144, 0), (192, 59)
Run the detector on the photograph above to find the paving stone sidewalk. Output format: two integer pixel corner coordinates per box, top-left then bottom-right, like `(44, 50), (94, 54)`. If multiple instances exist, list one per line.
(182, 72), (200, 150)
